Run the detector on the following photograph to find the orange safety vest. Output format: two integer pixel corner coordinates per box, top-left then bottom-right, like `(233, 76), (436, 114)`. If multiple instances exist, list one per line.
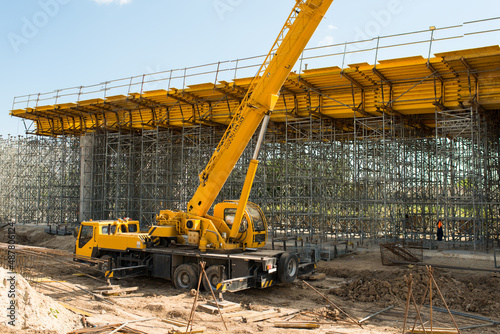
(438, 221), (442, 228)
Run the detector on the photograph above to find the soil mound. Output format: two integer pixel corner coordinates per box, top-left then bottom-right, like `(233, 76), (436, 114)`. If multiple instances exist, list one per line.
(328, 266), (499, 316)
(0, 266), (80, 333)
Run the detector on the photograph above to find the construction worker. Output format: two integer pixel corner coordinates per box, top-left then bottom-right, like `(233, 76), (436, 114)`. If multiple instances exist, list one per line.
(437, 220), (443, 241)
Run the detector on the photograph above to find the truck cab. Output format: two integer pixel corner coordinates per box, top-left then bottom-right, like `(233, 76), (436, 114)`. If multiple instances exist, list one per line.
(75, 219), (149, 259)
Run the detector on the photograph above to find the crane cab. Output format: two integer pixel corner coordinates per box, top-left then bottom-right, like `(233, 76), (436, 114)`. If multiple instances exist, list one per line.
(152, 201), (267, 251)
(213, 201), (267, 248)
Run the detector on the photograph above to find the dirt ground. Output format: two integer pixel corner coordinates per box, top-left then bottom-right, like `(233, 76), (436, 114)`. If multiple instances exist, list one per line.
(1, 225), (499, 334)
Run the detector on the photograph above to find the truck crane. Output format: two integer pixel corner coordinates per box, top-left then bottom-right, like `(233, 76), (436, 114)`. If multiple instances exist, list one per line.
(75, 0), (334, 292)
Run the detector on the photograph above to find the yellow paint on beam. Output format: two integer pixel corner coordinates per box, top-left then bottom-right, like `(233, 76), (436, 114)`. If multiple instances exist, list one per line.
(11, 46), (500, 137)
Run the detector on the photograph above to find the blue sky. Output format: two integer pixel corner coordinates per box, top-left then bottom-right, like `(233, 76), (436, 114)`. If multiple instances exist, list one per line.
(1, 0), (499, 137)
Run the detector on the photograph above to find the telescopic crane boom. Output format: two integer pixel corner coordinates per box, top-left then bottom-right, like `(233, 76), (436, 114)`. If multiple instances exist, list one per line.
(152, 0), (334, 251)
(188, 0), (333, 220)
(75, 0), (334, 292)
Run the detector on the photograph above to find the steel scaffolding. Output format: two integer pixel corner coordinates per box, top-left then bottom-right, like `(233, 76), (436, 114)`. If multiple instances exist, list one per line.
(62, 106), (500, 249)
(0, 107), (498, 249)
(4, 18), (500, 250)
(0, 135), (80, 225)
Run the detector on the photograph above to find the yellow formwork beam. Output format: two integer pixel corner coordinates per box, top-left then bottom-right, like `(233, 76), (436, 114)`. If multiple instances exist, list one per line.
(10, 45), (500, 137)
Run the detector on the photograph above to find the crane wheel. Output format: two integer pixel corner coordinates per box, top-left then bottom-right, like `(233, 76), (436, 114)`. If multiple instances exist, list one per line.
(99, 255), (114, 273)
(202, 265), (226, 292)
(277, 252), (299, 284)
(173, 264), (199, 290)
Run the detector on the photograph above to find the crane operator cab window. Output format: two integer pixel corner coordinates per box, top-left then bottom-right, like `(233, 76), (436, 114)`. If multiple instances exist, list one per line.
(128, 223), (138, 233)
(224, 208), (248, 233)
(78, 225), (93, 248)
(246, 203), (266, 232)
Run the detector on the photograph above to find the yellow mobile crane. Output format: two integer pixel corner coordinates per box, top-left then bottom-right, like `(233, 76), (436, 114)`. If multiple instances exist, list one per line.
(75, 0), (333, 292)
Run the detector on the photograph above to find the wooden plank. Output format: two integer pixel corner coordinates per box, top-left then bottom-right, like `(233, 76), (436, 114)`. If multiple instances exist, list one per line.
(206, 300), (240, 310)
(197, 303), (219, 314)
(169, 327), (205, 333)
(162, 318), (205, 333)
(274, 322), (321, 329)
(101, 287), (139, 296)
(59, 303), (93, 317)
(408, 328), (459, 334)
(67, 324), (115, 333)
(112, 325), (149, 334)
(93, 285), (121, 290)
(36, 278), (67, 283)
(161, 318), (188, 327)
(130, 326), (150, 334)
(108, 318), (156, 334)
(198, 302), (240, 314)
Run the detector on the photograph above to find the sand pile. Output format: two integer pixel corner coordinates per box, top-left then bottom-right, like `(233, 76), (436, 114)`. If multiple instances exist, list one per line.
(328, 267), (500, 316)
(0, 266), (80, 333)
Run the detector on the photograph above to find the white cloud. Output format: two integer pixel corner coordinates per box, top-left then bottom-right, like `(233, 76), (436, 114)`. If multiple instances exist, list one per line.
(91, 0), (132, 5)
(328, 24), (338, 30)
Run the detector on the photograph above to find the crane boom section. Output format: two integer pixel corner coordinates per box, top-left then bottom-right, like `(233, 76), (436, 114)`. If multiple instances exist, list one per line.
(188, 0), (333, 217)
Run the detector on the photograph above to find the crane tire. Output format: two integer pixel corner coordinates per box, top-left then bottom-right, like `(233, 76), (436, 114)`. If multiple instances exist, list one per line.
(202, 265), (226, 292)
(173, 264), (199, 290)
(99, 255), (114, 273)
(190, 263), (200, 282)
(278, 252), (299, 284)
